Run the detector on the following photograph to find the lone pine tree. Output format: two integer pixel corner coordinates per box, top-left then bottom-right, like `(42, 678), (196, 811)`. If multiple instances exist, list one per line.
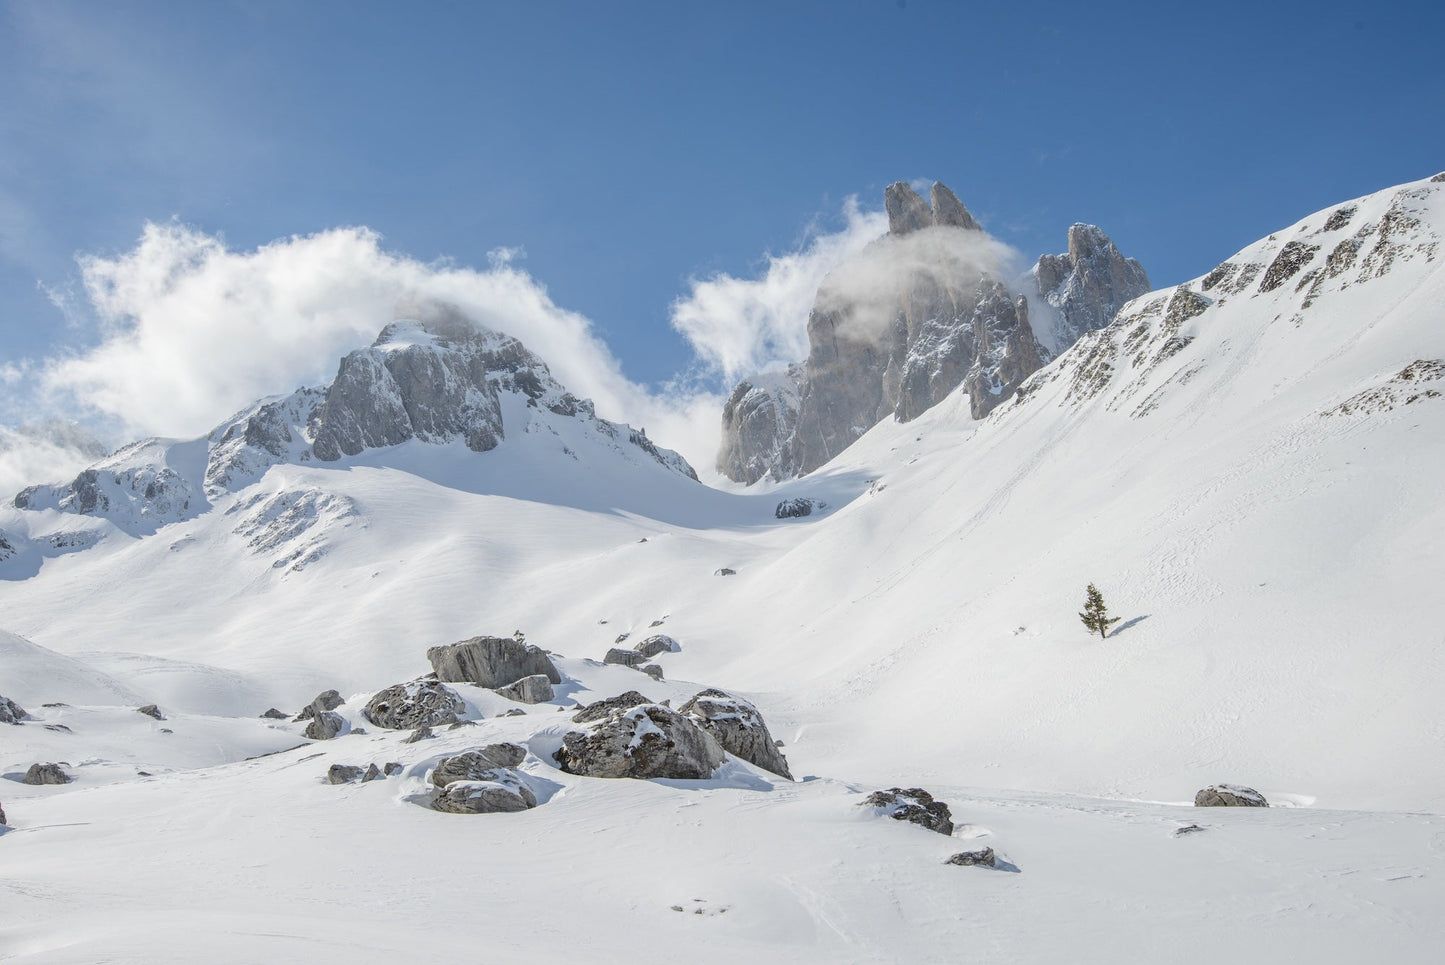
(1079, 583), (1121, 639)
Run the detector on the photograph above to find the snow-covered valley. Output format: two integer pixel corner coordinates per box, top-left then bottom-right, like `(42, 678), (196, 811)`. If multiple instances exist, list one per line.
(3, 174), (1445, 962)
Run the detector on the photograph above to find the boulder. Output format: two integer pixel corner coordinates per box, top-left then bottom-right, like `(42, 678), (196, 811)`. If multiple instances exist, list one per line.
(633, 635), (678, 659)
(327, 764), (365, 785)
(861, 787), (954, 836)
(403, 725), (435, 744)
(554, 697), (724, 780)
(715, 567), (736, 576)
(431, 772), (537, 814)
(603, 647), (644, 668)
(304, 710), (347, 741)
(384, 762), (404, 776)
(945, 848), (996, 868)
(137, 704), (164, 721)
(495, 674), (554, 704)
(1194, 784), (1269, 807)
(361, 763), (383, 783)
(774, 497), (814, 519)
(294, 689), (345, 721)
(639, 664), (664, 681)
(679, 689), (792, 780)
(0, 800), (6, 825)
(1, 695), (28, 725)
(427, 636), (561, 689)
(572, 691), (653, 723)
(362, 679), (465, 729)
(23, 763), (71, 786)
(260, 708), (289, 720)
(431, 745), (528, 787)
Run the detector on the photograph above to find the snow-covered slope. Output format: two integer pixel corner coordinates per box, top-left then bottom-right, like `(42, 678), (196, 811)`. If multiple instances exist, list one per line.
(3, 174), (1444, 962)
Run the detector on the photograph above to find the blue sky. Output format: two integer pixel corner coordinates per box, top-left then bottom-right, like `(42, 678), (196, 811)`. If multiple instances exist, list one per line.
(1, 0), (1442, 457)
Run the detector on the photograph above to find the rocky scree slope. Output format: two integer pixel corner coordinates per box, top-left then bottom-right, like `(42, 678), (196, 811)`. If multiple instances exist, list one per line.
(718, 180), (1149, 483)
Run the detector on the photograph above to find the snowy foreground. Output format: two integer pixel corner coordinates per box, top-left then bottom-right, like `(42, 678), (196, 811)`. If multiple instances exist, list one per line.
(4, 175), (1445, 961)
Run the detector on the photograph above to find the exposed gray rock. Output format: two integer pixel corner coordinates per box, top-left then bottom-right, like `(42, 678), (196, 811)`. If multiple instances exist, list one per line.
(613, 632), (631, 644)
(715, 567), (736, 576)
(403, 725), (435, 744)
(502, 708), (527, 717)
(431, 772), (537, 814)
(304, 710), (347, 741)
(136, 704), (164, 721)
(23, 763), (71, 786)
(0, 800), (6, 825)
(362, 679), (465, 729)
(633, 635), (678, 659)
(431, 744), (528, 786)
(715, 365), (805, 484)
(1259, 241), (1319, 293)
(495, 674), (554, 704)
(572, 692), (654, 723)
(679, 689), (792, 780)
(1, 695), (28, 725)
(428, 635), (561, 689)
(384, 762), (404, 776)
(959, 286), (1045, 420)
(861, 787), (954, 835)
(774, 497), (814, 519)
(1195, 784), (1268, 807)
(1035, 223), (1152, 350)
(639, 664), (664, 681)
(604, 648), (645, 668)
(361, 763), (383, 783)
(945, 847), (996, 867)
(294, 689), (344, 721)
(44, 724), (71, 734)
(259, 708), (289, 720)
(555, 697), (724, 780)
(327, 764), (365, 785)
(885, 182), (934, 235)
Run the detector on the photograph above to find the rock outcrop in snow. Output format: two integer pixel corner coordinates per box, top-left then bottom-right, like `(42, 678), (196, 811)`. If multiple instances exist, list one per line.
(1195, 784), (1268, 807)
(363, 679), (466, 729)
(428, 635), (561, 690)
(861, 787), (954, 835)
(555, 694), (726, 780)
(1, 694), (27, 724)
(718, 181), (1146, 482)
(679, 688), (792, 780)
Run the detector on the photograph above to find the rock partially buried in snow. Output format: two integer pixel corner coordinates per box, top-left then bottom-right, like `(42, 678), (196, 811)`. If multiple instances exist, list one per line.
(1195, 784), (1269, 807)
(639, 664), (664, 681)
(945, 847), (996, 868)
(774, 497), (815, 519)
(679, 689), (792, 780)
(554, 696), (724, 780)
(294, 689), (345, 721)
(361, 763), (383, 783)
(2, 695), (29, 724)
(304, 710), (347, 741)
(136, 704), (164, 721)
(327, 764), (365, 785)
(259, 708), (289, 720)
(427, 635), (561, 689)
(603, 647), (644, 668)
(633, 635), (678, 659)
(429, 744), (536, 814)
(861, 788), (954, 836)
(404, 725), (435, 744)
(715, 567), (736, 576)
(23, 763), (71, 786)
(494, 674), (554, 704)
(362, 679), (465, 729)
(431, 744), (528, 786)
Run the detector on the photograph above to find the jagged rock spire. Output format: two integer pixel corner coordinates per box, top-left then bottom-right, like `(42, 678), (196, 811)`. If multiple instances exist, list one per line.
(885, 181), (982, 235)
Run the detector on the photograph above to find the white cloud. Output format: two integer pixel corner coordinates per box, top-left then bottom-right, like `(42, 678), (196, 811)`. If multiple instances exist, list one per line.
(669, 199), (888, 382)
(0, 420), (109, 500)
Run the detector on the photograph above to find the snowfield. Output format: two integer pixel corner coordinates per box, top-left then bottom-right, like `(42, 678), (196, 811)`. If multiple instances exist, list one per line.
(3, 174), (1445, 961)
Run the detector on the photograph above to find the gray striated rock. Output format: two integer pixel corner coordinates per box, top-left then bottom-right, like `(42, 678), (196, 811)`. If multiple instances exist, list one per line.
(428, 636), (561, 689)
(604, 647), (645, 668)
(294, 689), (345, 722)
(555, 697), (724, 780)
(716, 364), (805, 484)
(137, 704), (164, 721)
(1195, 784), (1269, 807)
(633, 635), (678, 659)
(930, 182), (981, 231)
(327, 764), (365, 785)
(432, 745), (528, 787)
(494, 674), (554, 704)
(679, 689), (792, 780)
(23, 763), (71, 786)
(304, 710), (347, 741)
(361, 763), (384, 783)
(384, 762), (404, 776)
(1035, 224), (1152, 351)
(861, 787), (954, 835)
(885, 182), (934, 235)
(403, 725), (435, 744)
(945, 847), (996, 867)
(639, 664), (664, 681)
(362, 679), (465, 730)
(1, 695), (28, 725)
(572, 691), (653, 723)
(959, 287), (1045, 420)
(431, 772), (537, 814)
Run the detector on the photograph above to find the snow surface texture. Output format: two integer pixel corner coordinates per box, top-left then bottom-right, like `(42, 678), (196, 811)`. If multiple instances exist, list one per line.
(3, 175), (1445, 960)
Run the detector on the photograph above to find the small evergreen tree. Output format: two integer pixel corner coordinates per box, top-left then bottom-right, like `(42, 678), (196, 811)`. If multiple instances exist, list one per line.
(1079, 583), (1120, 639)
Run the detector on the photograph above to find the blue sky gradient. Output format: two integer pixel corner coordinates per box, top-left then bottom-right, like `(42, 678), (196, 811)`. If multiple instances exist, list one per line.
(3, 0), (1442, 395)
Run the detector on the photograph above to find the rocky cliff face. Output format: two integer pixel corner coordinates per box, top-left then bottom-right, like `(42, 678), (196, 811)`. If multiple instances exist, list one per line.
(719, 181), (1143, 483)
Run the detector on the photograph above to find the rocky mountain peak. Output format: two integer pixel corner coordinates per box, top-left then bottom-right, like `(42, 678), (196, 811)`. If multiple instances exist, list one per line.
(884, 181), (980, 235)
(930, 182), (980, 231)
(1035, 224), (1151, 352)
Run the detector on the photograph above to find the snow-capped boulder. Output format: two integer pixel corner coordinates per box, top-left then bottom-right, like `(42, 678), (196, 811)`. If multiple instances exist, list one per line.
(362, 679), (465, 729)
(633, 635), (678, 659)
(554, 695), (724, 780)
(304, 710), (347, 741)
(679, 689), (792, 780)
(494, 674), (554, 704)
(774, 498), (814, 519)
(603, 647), (644, 668)
(294, 689), (345, 721)
(861, 787), (954, 836)
(23, 763), (71, 786)
(137, 704), (164, 721)
(429, 745), (535, 814)
(1194, 784), (1269, 807)
(428, 636), (561, 689)
(432, 744), (527, 784)
(1, 695), (27, 725)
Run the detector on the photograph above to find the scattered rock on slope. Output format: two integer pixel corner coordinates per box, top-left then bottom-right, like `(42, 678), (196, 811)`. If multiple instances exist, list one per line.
(136, 704), (164, 721)
(603, 647), (645, 668)
(861, 787), (954, 835)
(260, 708), (289, 720)
(679, 689), (792, 780)
(633, 635), (679, 659)
(327, 764), (365, 785)
(494, 674), (554, 704)
(1, 695), (28, 725)
(363, 679), (465, 729)
(304, 711), (347, 741)
(1195, 784), (1269, 807)
(945, 847), (996, 868)
(294, 689), (345, 721)
(23, 763), (71, 786)
(430, 744), (535, 814)
(555, 696), (724, 780)
(428, 635), (561, 689)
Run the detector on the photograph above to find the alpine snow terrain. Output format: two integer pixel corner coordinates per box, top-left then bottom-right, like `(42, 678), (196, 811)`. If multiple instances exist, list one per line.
(3, 174), (1445, 963)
